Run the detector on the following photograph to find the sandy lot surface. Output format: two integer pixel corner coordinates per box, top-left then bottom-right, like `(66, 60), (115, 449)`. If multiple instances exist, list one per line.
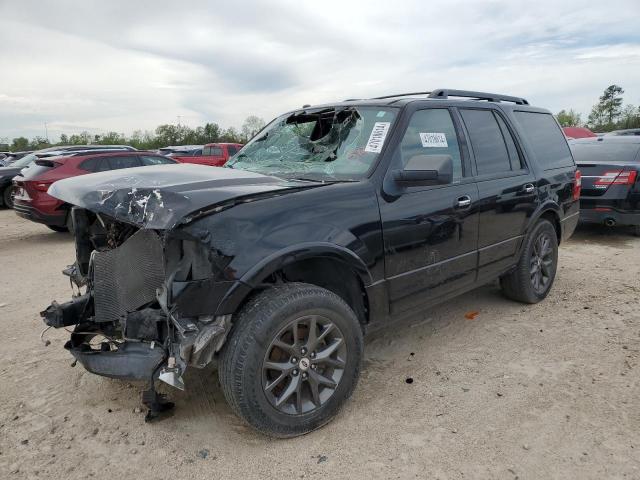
(0, 208), (639, 480)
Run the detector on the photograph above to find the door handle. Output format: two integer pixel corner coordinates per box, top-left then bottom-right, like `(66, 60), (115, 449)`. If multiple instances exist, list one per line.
(456, 195), (472, 208)
(523, 183), (535, 194)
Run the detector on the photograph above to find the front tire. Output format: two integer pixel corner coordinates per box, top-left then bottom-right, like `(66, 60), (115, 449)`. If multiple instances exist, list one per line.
(2, 186), (13, 209)
(219, 283), (363, 438)
(500, 219), (558, 304)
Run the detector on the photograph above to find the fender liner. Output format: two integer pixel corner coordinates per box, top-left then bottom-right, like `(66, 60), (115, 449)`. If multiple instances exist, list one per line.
(214, 242), (373, 316)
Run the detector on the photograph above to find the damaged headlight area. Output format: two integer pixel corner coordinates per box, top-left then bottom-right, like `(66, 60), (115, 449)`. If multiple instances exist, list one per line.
(41, 207), (233, 420)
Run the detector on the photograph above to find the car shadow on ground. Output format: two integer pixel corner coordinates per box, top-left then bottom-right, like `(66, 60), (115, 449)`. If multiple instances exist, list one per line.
(568, 223), (637, 248)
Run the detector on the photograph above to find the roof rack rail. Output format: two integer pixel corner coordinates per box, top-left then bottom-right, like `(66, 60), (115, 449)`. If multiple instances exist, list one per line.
(428, 89), (529, 105)
(371, 91), (432, 100)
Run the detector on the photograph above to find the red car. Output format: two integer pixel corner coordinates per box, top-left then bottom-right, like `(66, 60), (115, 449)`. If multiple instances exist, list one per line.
(173, 142), (243, 167)
(13, 150), (177, 232)
(563, 126), (597, 140)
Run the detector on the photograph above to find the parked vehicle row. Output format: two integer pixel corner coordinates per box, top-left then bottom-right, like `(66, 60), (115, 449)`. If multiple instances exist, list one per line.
(13, 151), (177, 232)
(40, 89), (580, 436)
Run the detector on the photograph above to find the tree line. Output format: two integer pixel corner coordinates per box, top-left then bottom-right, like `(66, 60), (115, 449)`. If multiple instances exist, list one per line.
(4, 86), (639, 152)
(4, 115), (266, 152)
(556, 85), (640, 132)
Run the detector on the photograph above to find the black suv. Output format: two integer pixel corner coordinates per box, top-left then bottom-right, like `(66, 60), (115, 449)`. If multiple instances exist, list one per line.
(42, 89), (580, 437)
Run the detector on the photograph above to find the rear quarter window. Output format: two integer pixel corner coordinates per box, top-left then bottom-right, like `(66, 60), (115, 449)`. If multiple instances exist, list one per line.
(514, 111), (574, 169)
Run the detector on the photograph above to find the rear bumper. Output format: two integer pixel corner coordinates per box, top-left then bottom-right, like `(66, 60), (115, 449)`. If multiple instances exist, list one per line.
(579, 207), (640, 227)
(13, 203), (67, 226)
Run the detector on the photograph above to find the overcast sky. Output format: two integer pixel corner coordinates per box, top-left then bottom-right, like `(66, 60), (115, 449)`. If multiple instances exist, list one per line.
(1, 0), (639, 141)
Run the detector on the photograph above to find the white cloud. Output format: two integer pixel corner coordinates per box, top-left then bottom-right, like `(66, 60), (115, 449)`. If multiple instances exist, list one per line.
(0, 0), (639, 141)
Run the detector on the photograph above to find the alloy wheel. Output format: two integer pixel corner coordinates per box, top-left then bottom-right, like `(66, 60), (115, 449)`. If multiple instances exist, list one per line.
(262, 314), (347, 415)
(530, 232), (554, 294)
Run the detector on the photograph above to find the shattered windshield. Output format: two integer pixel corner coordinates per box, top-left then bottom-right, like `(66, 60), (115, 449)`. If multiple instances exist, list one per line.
(226, 106), (398, 181)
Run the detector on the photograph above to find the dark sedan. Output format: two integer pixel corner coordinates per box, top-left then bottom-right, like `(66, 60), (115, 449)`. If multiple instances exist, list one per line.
(571, 136), (640, 236)
(0, 153), (38, 208)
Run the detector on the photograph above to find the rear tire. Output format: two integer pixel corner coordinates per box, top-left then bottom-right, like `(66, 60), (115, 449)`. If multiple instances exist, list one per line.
(2, 186), (13, 209)
(500, 219), (558, 304)
(218, 283), (363, 438)
(47, 224), (68, 233)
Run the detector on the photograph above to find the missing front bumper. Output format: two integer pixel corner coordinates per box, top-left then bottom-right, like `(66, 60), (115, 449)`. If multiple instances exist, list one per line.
(65, 341), (166, 381)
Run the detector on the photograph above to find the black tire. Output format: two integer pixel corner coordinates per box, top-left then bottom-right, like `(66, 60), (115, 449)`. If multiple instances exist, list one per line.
(500, 219), (558, 304)
(46, 213), (73, 234)
(633, 225), (640, 237)
(2, 186), (13, 209)
(219, 283), (363, 438)
(46, 224), (69, 233)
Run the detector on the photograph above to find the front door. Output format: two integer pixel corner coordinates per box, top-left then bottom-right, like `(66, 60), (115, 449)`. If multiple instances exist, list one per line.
(379, 108), (479, 317)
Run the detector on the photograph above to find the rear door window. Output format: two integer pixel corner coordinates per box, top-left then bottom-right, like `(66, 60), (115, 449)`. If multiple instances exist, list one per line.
(460, 109), (516, 176)
(79, 157), (111, 173)
(513, 111), (574, 169)
(107, 155), (142, 170)
(211, 147), (224, 156)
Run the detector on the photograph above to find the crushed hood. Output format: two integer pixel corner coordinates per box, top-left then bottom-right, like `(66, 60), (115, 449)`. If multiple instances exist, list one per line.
(48, 164), (309, 229)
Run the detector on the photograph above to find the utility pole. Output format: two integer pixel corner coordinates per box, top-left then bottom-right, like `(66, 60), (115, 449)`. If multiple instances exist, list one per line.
(177, 115), (182, 126)
(44, 122), (49, 143)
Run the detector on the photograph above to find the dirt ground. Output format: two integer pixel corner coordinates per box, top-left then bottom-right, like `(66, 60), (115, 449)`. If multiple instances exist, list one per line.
(0, 208), (639, 480)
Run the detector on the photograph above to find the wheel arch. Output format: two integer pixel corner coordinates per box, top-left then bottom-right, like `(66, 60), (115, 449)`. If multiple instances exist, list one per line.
(526, 202), (562, 245)
(215, 243), (373, 325)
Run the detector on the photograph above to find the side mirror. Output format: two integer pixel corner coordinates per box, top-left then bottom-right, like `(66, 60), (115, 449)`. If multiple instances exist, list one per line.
(392, 154), (453, 187)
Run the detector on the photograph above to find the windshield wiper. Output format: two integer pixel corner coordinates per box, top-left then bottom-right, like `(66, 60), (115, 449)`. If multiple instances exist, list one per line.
(287, 177), (327, 183)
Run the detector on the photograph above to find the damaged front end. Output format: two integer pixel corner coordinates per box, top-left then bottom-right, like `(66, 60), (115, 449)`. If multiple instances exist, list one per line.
(41, 207), (233, 396)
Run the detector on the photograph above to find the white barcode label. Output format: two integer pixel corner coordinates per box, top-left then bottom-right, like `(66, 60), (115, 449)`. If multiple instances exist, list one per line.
(420, 132), (448, 148)
(365, 122), (391, 153)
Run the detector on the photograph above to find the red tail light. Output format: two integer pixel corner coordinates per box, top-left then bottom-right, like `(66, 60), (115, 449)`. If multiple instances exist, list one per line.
(594, 170), (637, 188)
(572, 170), (581, 201)
(33, 181), (54, 192)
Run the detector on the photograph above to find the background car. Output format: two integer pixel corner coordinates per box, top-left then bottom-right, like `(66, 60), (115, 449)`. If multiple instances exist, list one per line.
(2, 150), (34, 164)
(13, 150), (177, 232)
(570, 136), (640, 235)
(562, 126), (597, 140)
(0, 152), (38, 208)
(157, 145), (203, 157)
(172, 142), (243, 166)
(605, 128), (640, 136)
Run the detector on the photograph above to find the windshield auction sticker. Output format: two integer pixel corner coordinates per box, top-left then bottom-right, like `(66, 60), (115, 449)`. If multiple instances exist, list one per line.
(419, 132), (448, 148)
(365, 122), (391, 153)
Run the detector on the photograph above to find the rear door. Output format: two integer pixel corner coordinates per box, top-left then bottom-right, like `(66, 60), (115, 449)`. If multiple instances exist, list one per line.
(458, 107), (538, 282)
(380, 107), (479, 316)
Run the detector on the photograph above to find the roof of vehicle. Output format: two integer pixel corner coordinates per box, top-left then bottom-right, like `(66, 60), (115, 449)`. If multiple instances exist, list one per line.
(606, 128), (640, 136)
(563, 126), (596, 139)
(41, 150), (168, 163)
(295, 88), (548, 115)
(204, 142), (243, 146)
(36, 145), (137, 153)
(570, 136), (640, 145)
(159, 145), (203, 151)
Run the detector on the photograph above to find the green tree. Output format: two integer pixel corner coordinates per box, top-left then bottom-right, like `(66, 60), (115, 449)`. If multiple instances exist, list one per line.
(618, 104), (640, 130)
(588, 85), (624, 130)
(555, 109), (582, 127)
(241, 115), (265, 142)
(11, 137), (30, 151)
(59, 134), (69, 144)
